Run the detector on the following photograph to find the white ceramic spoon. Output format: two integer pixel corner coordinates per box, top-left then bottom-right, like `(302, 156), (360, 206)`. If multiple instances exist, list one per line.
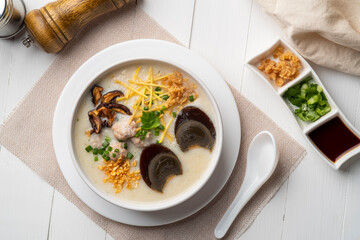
(214, 131), (279, 239)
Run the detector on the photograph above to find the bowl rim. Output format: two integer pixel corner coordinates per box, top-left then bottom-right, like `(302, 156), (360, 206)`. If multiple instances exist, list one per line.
(67, 47), (224, 211)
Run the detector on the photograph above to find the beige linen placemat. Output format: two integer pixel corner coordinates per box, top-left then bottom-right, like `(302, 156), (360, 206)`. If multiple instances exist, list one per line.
(0, 5), (306, 240)
(256, 0), (360, 76)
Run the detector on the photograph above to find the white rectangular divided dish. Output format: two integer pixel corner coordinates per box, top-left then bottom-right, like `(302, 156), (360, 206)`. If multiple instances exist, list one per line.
(246, 38), (360, 170)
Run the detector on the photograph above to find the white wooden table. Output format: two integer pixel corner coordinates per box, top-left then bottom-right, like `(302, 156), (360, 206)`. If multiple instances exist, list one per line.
(1, 0), (359, 239)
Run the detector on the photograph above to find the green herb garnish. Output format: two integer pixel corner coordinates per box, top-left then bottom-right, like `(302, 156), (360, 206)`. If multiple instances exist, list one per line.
(123, 143), (127, 149)
(172, 112), (177, 117)
(155, 87), (162, 91)
(284, 76), (331, 122)
(114, 148), (119, 153)
(189, 95), (194, 102)
(141, 111), (161, 130)
(162, 95), (169, 100)
(155, 129), (160, 136)
(94, 156), (99, 162)
(105, 136), (111, 142)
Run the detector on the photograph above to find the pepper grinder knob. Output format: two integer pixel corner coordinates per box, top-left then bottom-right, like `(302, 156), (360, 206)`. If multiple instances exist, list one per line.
(24, 0), (134, 53)
(22, 35), (34, 48)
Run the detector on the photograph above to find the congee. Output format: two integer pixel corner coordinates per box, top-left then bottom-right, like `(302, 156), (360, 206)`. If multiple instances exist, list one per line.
(74, 62), (216, 204)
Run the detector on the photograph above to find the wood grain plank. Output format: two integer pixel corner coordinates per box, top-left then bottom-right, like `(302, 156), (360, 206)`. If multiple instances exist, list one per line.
(48, 191), (106, 240)
(243, 2), (354, 239)
(0, 36), (13, 137)
(0, 149), (53, 240)
(189, 0), (253, 90)
(239, 2), (291, 239)
(342, 159), (360, 240)
(138, 0), (195, 47)
(282, 54), (360, 240)
(4, 34), (55, 116)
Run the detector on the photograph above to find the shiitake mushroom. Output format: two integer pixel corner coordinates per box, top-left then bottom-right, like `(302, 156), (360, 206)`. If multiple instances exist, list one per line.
(175, 106), (216, 151)
(101, 90), (124, 104)
(140, 144), (182, 193)
(87, 101), (132, 133)
(103, 102), (132, 115)
(90, 85), (103, 106)
(88, 110), (102, 134)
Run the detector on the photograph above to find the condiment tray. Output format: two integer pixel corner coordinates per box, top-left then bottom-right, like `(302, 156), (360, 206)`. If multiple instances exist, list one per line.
(246, 38), (360, 170)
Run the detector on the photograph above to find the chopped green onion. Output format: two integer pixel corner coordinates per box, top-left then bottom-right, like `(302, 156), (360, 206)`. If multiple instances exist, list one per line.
(144, 106), (149, 110)
(155, 129), (160, 136)
(105, 136), (111, 142)
(102, 154), (107, 159)
(189, 95), (194, 102)
(102, 141), (109, 148)
(127, 152), (134, 159)
(154, 111), (160, 116)
(172, 112), (177, 117)
(94, 156), (99, 162)
(135, 131), (141, 137)
(98, 149), (104, 155)
(104, 150), (109, 155)
(162, 95), (169, 100)
(114, 148), (119, 153)
(158, 124), (165, 130)
(160, 110), (164, 114)
(162, 106), (167, 110)
(112, 153), (116, 158)
(118, 139), (124, 142)
(85, 145), (93, 152)
(140, 135), (145, 140)
(105, 156), (110, 161)
(284, 77), (331, 122)
(107, 146), (113, 151)
(155, 87), (161, 91)
(93, 148), (99, 155)
(123, 143), (128, 149)
(156, 140), (160, 144)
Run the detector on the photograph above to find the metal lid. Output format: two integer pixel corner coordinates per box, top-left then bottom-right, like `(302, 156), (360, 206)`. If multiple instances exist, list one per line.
(0, 1), (5, 17)
(0, 0), (26, 39)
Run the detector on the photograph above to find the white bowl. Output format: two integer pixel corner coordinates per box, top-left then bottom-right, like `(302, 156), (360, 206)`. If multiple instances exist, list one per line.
(67, 40), (224, 211)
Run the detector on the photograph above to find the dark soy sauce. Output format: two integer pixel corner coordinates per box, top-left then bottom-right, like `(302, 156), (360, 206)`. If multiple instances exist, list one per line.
(308, 117), (360, 162)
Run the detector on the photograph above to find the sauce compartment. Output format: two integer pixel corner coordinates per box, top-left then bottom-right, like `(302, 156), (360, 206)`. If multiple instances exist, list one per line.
(246, 38), (360, 170)
(305, 113), (360, 169)
(246, 38), (310, 95)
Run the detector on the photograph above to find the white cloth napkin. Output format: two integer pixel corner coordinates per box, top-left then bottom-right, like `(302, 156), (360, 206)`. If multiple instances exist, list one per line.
(257, 0), (360, 76)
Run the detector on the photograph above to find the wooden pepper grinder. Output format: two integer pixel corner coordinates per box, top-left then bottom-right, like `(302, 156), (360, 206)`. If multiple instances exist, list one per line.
(23, 0), (135, 53)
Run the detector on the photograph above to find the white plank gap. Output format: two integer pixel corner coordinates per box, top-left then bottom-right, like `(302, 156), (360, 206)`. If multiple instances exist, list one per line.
(138, 0), (195, 47)
(48, 191), (106, 240)
(0, 149), (53, 240)
(239, 2), (291, 239)
(189, 0), (253, 90)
